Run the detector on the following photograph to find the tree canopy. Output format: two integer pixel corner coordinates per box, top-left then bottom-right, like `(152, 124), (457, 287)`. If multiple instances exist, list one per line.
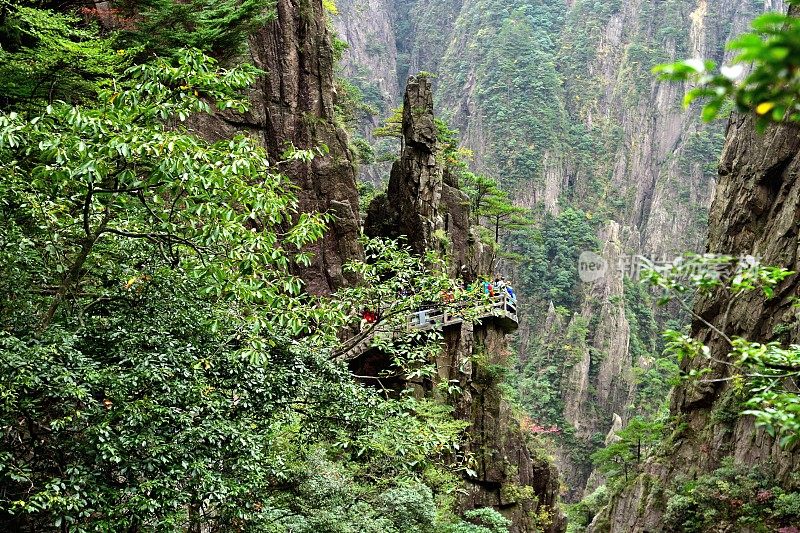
(0, 46), (511, 531)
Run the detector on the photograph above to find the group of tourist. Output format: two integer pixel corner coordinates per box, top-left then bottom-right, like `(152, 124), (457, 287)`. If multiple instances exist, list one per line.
(359, 275), (518, 331)
(475, 276), (517, 305)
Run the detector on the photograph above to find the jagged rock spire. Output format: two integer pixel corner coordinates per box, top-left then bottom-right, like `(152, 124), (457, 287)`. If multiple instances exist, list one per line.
(365, 75), (443, 254)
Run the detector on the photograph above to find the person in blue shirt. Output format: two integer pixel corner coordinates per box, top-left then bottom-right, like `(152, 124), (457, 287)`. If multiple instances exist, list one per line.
(506, 285), (516, 302)
(505, 284), (517, 313)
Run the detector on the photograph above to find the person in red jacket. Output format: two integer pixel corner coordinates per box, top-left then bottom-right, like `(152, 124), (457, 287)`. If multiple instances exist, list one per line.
(362, 309), (377, 323)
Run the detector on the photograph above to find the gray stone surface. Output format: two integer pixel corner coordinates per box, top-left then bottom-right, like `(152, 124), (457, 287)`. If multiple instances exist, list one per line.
(592, 112), (800, 532)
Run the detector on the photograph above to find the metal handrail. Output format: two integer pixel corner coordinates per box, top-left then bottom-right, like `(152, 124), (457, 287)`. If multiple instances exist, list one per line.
(338, 292), (518, 361)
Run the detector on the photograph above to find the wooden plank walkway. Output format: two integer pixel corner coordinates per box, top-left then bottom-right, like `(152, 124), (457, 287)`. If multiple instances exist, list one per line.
(337, 293), (518, 362)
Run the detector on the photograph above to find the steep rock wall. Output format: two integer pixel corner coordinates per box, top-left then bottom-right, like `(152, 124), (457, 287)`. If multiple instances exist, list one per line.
(332, 0), (399, 114)
(333, 0), (783, 260)
(566, 0), (776, 255)
(196, 0), (364, 295)
(426, 319), (566, 532)
(251, 0), (364, 294)
(427, 0), (776, 500)
(551, 222), (636, 501)
(589, 113), (800, 531)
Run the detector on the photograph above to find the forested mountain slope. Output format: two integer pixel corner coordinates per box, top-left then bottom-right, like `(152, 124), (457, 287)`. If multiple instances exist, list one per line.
(333, 0), (789, 501)
(0, 0), (566, 530)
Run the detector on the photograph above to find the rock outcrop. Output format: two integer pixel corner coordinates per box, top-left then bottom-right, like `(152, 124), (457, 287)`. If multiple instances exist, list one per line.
(195, 0), (363, 295)
(363, 75), (564, 533)
(364, 75), (489, 279)
(365, 75), (443, 254)
(252, 0), (365, 294)
(588, 113), (800, 531)
(447, 323), (564, 533)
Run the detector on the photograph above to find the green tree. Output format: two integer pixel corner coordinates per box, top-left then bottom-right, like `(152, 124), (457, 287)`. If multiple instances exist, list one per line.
(0, 49), (327, 338)
(483, 194), (529, 244)
(0, 1), (130, 109)
(461, 172), (503, 226)
(115, 0), (271, 60)
(373, 105), (404, 139)
(0, 49), (497, 531)
(590, 417), (664, 485)
(460, 171), (530, 244)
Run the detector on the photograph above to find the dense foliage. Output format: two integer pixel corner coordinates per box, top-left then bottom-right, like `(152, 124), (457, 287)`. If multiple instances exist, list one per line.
(114, 0), (270, 59)
(0, 0), (130, 109)
(664, 459), (800, 532)
(0, 41), (511, 531)
(460, 172), (528, 244)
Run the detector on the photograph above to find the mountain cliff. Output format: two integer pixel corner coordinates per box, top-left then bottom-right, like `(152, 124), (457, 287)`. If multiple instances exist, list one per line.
(197, 0), (364, 294)
(333, 0), (789, 500)
(587, 110), (800, 533)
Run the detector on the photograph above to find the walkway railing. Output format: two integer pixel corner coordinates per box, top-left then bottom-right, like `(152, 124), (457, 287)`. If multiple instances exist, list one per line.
(336, 293), (518, 362)
(406, 292), (517, 330)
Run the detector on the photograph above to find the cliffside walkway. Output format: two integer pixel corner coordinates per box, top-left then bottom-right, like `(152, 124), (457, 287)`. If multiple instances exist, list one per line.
(337, 293), (518, 362)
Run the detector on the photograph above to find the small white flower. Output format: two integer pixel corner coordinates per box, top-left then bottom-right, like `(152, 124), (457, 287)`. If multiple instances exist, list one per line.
(685, 58), (707, 73)
(720, 64), (744, 80)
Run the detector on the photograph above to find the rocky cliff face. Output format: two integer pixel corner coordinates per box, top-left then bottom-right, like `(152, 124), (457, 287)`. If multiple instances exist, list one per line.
(195, 0), (364, 295)
(363, 76), (564, 533)
(253, 0), (365, 294)
(335, 0), (795, 506)
(366, 0), (737, 254)
(332, 0), (399, 114)
(334, 0), (782, 250)
(567, 223), (634, 434)
(440, 322), (564, 533)
(564, 0), (789, 256)
(588, 113), (800, 532)
(364, 75), (492, 278)
(554, 222), (636, 501)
